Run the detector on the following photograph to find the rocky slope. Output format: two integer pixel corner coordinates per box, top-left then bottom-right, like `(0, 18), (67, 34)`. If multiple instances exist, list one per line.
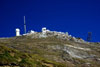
(0, 36), (100, 67)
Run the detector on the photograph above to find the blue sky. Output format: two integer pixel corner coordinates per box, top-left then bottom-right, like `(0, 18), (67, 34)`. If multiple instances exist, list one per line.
(0, 0), (100, 42)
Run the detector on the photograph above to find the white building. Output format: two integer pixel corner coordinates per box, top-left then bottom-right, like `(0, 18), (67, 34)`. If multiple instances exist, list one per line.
(42, 27), (47, 35)
(16, 28), (20, 36)
(66, 32), (69, 36)
(30, 30), (35, 34)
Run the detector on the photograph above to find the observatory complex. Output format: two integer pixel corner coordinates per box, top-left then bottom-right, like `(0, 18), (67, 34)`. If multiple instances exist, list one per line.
(15, 27), (85, 43)
(15, 16), (85, 43)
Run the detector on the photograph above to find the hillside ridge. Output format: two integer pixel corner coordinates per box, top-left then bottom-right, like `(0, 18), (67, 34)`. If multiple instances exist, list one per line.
(0, 35), (100, 67)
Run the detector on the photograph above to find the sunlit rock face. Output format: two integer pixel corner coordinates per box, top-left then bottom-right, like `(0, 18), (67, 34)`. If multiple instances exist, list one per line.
(47, 44), (92, 59)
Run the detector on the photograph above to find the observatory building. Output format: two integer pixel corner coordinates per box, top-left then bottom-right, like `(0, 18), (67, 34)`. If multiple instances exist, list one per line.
(16, 28), (20, 36)
(42, 27), (47, 35)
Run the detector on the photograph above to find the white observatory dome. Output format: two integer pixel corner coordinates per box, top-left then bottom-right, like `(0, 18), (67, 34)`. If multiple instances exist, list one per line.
(16, 28), (20, 36)
(16, 28), (20, 32)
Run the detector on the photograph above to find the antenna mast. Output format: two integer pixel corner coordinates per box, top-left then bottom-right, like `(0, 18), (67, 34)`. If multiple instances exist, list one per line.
(24, 16), (26, 34)
(87, 32), (92, 42)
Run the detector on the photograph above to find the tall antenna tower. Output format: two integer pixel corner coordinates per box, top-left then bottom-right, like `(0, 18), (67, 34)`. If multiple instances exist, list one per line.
(24, 16), (26, 34)
(87, 32), (92, 42)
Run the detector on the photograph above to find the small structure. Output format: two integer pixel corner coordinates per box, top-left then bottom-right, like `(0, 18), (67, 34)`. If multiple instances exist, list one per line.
(72, 37), (78, 42)
(42, 27), (47, 35)
(40, 27), (47, 37)
(46, 29), (50, 32)
(30, 30), (35, 34)
(66, 32), (69, 36)
(87, 32), (92, 42)
(16, 28), (20, 36)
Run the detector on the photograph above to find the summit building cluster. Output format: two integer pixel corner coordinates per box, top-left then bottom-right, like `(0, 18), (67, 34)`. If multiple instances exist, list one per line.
(15, 27), (85, 43)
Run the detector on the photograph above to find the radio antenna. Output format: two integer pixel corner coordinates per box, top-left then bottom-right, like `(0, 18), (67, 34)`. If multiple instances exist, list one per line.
(87, 32), (92, 42)
(24, 16), (26, 34)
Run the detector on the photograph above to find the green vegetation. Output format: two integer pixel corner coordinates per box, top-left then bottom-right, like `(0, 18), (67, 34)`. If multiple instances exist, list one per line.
(0, 44), (66, 67)
(0, 36), (100, 67)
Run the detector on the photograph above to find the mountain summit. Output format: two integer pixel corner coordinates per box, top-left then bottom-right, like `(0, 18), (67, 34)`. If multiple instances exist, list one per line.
(0, 28), (100, 67)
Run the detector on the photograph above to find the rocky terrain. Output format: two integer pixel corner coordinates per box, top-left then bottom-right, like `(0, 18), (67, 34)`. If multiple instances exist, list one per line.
(0, 34), (100, 67)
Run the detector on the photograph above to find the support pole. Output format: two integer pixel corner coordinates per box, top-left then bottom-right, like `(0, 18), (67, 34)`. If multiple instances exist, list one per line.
(24, 16), (26, 34)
